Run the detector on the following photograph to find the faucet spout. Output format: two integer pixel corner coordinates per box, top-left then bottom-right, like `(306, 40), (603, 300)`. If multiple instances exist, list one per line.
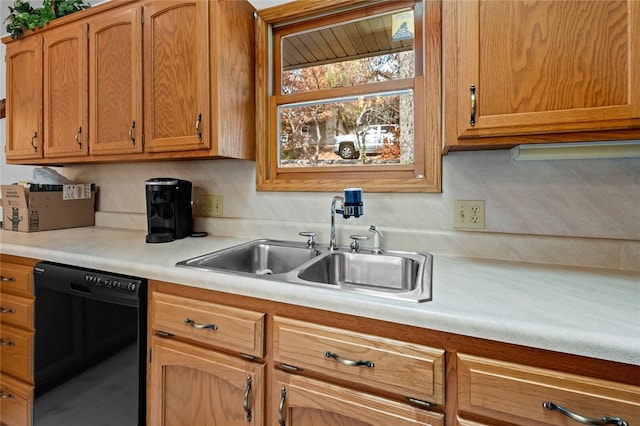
(369, 225), (383, 254)
(330, 196), (343, 251)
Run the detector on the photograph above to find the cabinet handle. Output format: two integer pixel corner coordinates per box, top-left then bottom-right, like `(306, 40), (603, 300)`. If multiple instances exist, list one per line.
(129, 121), (136, 146)
(184, 318), (218, 330)
(0, 307), (16, 314)
(75, 126), (83, 150)
(0, 339), (15, 346)
(243, 376), (252, 422)
(278, 387), (286, 426)
(0, 276), (16, 282)
(0, 390), (15, 399)
(324, 351), (374, 368)
(195, 113), (202, 141)
(543, 402), (628, 426)
(470, 85), (476, 126)
(31, 131), (38, 152)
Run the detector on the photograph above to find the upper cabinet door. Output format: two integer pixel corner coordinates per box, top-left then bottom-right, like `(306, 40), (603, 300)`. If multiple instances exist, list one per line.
(5, 35), (43, 160)
(143, 1), (210, 153)
(89, 6), (143, 156)
(43, 22), (89, 158)
(445, 0), (640, 146)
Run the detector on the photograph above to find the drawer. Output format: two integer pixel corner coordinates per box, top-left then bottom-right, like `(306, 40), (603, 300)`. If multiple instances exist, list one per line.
(273, 316), (445, 405)
(458, 354), (640, 426)
(151, 292), (265, 358)
(0, 292), (34, 329)
(0, 324), (34, 384)
(0, 373), (33, 426)
(0, 263), (33, 298)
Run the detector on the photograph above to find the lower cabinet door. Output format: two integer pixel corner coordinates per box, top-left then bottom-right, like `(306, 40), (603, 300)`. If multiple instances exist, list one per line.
(0, 373), (33, 426)
(273, 370), (444, 426)
(148, 337), (264, 425)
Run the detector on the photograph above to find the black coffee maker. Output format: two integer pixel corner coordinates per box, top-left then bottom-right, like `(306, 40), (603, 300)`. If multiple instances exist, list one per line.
(145, 178), (193, 243)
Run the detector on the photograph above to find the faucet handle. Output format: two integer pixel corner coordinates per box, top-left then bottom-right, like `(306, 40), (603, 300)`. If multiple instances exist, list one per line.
(299, 231), (317, 249)
(349, 235), (369, 252)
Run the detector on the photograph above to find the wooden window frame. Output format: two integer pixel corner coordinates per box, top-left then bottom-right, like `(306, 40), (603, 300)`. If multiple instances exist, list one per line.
(255, 0), (442, 193)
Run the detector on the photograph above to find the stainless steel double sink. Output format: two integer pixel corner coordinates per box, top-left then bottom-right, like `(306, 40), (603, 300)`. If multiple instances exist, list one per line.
(177, 239), (432, 303)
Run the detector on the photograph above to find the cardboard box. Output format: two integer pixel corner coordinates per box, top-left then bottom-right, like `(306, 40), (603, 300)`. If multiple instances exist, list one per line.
(2, 184), (96, 232)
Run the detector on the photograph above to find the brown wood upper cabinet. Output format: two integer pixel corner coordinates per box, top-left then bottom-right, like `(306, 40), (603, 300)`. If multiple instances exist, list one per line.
(443, 0), (640, 151)
(3, 0), (255, 164)
(5, 35), (43, 161)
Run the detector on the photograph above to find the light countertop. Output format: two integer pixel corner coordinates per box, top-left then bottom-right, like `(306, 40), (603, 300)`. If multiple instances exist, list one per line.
(1, 227), (638, 365)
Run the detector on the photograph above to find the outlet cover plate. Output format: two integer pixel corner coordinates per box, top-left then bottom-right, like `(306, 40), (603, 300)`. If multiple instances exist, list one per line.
(453, 200), (485, 229)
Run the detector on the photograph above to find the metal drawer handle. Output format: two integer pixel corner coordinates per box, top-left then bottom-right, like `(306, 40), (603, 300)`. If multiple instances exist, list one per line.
(129, 120), (136, 146)
(195, 113), (202, 141)
(75, 126), (83, 149)
(324, 351), (374, 368)
(543, 402), (628, 426)
(470, 85), (476, 126)
(278, 387), (286, 426)
(0, 390), (15, 399)
(31, 131), (38, 152)
(0, 276), (16, 282)
(243, 376), (252, 421)
(184, 318), (218, 330)
(0, 339), (15, 346)
(0, 307), (16, 314)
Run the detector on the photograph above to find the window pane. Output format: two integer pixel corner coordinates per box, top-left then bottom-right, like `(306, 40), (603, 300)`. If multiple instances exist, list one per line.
(281, 10), (415, 95)
(277, 90), (414, 167)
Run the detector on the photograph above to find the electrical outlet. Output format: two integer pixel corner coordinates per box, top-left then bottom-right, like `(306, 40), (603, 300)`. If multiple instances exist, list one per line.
(197, 195), (223, 217)
(453, 200), (485, 229)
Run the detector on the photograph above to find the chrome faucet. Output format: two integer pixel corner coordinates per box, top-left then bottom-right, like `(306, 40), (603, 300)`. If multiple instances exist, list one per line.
(329, 196), (343, 251)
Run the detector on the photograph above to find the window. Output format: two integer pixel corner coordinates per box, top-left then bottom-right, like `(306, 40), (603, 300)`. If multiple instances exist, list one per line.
(256, 0), (441, 192)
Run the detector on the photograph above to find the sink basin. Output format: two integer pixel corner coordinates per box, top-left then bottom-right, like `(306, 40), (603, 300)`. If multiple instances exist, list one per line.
(298, 251), (421, 291)
(177, 240), (432, 303)
(176, 240), (321, 275)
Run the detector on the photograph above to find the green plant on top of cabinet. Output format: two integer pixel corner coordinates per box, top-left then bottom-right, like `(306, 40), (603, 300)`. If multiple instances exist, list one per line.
(444, 0), (640, 151)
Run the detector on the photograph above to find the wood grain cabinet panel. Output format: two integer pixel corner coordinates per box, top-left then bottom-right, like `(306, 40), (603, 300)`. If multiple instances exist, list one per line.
(151, 292), (265, 358)
(148, 337), (265, 426)
(143, 0), (210, 153)
(0, 324), (33, 384)
(444, 0), (640, 149)
(0, 263), (34, 298)
(273, 316), (445, 405)
(43, 22), (89, 158)
(4, 35), (43, 160)
(0, 374), (33, 426)
(273, 370), (444, 426)
(457, 353), (640, 425)
(88, 6), (143, 155)
(0, 293), (33, 329)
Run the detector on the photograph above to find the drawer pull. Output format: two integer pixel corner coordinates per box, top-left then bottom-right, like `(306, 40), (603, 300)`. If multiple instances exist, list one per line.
(0, 390), (15, 399)
(184, 318), (218, 330)
(324, 351), (374, 368)
(543, 402), (628, 426)
(0, 276), (16, 282)
(469, 85), (476, 126)
(0, 307), (16, 314)
(278, 387), (286, 426)
(0, 338), (15, 346)
(243, 376), (252, 422)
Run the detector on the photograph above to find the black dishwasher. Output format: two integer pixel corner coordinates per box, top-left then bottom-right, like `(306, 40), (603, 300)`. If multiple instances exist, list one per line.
(33, 261), (147, 426)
